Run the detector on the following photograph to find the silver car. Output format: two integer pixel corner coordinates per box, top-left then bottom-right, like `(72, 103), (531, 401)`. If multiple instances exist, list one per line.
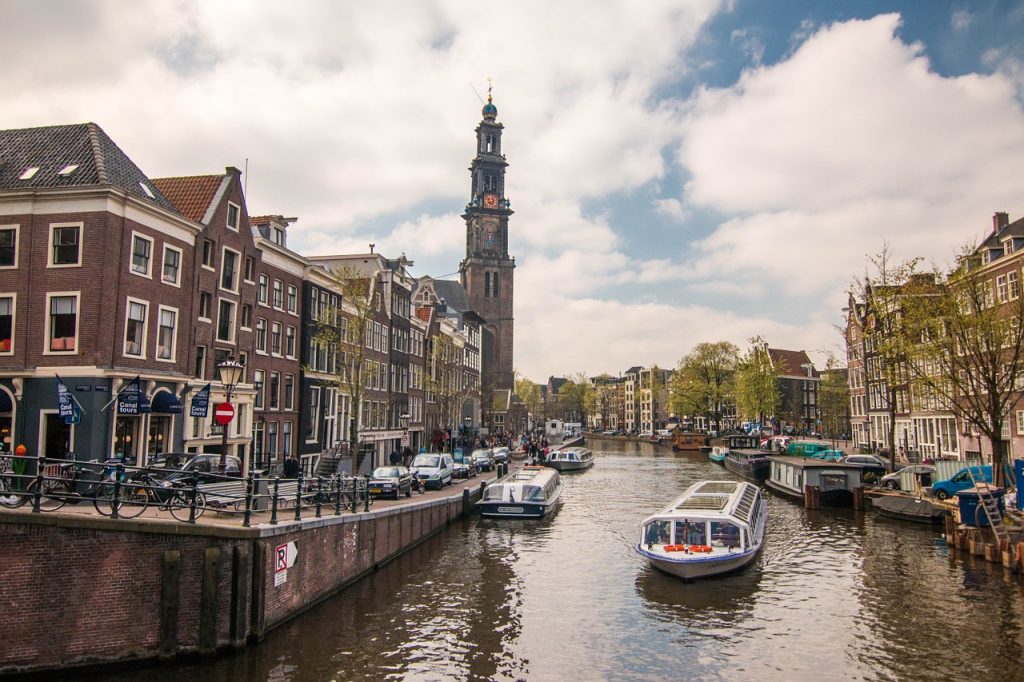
(879, 464), (935, 491)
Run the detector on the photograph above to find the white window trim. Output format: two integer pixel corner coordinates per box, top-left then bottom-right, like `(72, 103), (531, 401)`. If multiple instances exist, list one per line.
(257, 274), (270, 308)
(198, 292), (212, 324)
(216, 298), (237, 344)
(255, 317), (268, 355)
(220, 246), (242, 294)
(272, 279), (284, 311)
(287, 285), (298, 315)
(243, 256), (256, 285)
(201, 239), (216, 271)
(271, 321), (283, 357)
(286, 325), (297, 359)
(122, 296), (150, 359)
(0, 292), (16, 356)
(226, 201), (241, 232)
(155, 304), (178, 363)
(43, 291), (81, 356)
(0, 224), (20, 270)
(161, 244), (183, 287)
(47, 222), (83, 269)
(129, 231), (154, 279)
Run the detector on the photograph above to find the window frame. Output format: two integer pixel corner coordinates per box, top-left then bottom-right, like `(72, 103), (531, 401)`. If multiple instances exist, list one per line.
(226, 201), (241, 232)
(160, 244), (182, 286)
(216, 298), (237, 344)
(0, 293), (16, 355)
(0, 225), (19, 270)
(44, 291), (81, 355)
(271, 321), (282, 356)
(123, 297), (149, 359)
(156, 305), (178, 362)
(198, 292), (212, 322)
(255, 318), (267, 354)
(272, 279), (284, 310)
(202, 239), (215, 270)
(129, 231), (154, 279)
(220, 246), (241, 293)
(48, 222), (83, 268)
(258, 274), (269, 306)
(286, 285), (297, 314)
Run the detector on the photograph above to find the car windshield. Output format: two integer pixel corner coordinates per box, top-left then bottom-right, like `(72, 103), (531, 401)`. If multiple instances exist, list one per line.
(373, 467), (401, 478)
(473, 450), (489, 459)
(413, 455), (440, 468)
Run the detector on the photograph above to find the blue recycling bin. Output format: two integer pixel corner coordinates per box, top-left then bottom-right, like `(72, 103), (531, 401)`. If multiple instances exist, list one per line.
(957, 487), (1005, 527)
(1016, 460), (1024, 510)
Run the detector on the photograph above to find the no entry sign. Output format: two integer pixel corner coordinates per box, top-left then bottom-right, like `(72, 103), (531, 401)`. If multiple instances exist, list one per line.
(214, 402), (235, 425)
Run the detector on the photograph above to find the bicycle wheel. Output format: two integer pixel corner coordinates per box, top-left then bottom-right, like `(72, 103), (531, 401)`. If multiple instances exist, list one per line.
(93, 483), (149, 518)
(0, 476), (28, 509)
(169, 490), (206, 522)
(29, 478), (70, 511)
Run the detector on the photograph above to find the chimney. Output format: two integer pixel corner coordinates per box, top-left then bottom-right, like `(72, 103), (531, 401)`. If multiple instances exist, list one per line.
(993, 212), (1009, 234)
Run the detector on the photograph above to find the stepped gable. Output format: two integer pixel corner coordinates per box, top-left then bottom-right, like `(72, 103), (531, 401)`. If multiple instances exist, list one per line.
(151, 174), (223, 222)
(0, 122), (177, 212)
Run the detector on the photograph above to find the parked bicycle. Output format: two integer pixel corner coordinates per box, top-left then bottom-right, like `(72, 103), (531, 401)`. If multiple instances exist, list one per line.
(93, 470), (204, 522)
(0, 454), (116, 511)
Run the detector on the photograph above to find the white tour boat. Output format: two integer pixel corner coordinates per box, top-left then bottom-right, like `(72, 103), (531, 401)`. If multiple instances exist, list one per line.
(477, 466), (562, 519)
(545, 447), (594, 472)
(635, 480), (767, 579)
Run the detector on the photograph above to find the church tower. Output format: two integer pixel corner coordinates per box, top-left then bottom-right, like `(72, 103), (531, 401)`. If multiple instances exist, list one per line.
(460, 90), (515, 393)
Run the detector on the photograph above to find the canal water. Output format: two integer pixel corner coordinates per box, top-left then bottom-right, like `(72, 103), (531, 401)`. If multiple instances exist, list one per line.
(100, 441), (1024, 681)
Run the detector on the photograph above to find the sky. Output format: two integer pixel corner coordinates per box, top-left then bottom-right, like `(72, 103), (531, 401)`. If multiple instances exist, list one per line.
(4, 0), (1024, 381)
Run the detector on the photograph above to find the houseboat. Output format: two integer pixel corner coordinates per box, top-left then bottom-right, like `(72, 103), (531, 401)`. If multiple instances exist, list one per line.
(477, 466), (562, 519)
(766, 456), (866, 506)
(545, 447), (594, 472)
(722, 435), (771, 482)
(671, 431), (707, 452)
(635, 480), (767, 579)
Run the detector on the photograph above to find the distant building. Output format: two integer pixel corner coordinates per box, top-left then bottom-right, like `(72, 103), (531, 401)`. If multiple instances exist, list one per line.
(766, 348), (820, 434)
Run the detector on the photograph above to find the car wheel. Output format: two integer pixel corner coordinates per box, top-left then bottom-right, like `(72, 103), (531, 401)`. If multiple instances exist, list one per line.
(885, 480), (899, 490)
(405, 486), (411, 498)
(935, 490), (949, 500)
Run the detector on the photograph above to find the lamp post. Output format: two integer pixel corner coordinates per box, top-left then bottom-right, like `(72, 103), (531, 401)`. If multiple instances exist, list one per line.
(217, 356), (244, 473)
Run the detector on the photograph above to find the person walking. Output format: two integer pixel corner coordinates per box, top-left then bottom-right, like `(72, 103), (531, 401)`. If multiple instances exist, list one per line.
(282, 453), (300, 479)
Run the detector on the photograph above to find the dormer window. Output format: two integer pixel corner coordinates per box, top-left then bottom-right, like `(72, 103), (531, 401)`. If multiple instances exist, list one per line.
(1004, 238), (1015, 255)
(982, 251), (991, 265)
(139, 182), (156, 199)
(58, 164), (79, 176)
(18, 167), (39, 180)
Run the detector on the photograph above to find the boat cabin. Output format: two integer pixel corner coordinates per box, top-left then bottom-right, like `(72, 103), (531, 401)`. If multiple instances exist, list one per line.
(640, 481), (763, 553)
(671, 431), (706, 451)
(482, 466), (560, 504)
(727, 434), (763, 451)
(767, 456), (865, 506)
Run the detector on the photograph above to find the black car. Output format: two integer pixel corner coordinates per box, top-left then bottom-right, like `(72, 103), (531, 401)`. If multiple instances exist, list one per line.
(368, 466), (414, 499)
(146, 453), (243, 484)
(452, 452), (477, 479)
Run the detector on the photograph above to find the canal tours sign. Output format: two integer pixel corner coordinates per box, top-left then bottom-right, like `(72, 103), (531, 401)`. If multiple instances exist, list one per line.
(274, 541), (298, 587)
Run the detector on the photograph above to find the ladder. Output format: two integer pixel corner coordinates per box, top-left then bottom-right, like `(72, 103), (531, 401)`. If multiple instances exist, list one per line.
(965, 466), (1009, 547)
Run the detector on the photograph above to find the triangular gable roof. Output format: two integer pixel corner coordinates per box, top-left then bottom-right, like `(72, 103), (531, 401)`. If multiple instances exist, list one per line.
(0, 122), (178, 212)
(767, 348), (817, 378)
(151, 174), (224, 222)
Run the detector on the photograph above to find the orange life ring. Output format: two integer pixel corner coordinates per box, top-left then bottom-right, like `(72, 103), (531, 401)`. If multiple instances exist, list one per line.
(664, 544), (685, 552)
(692, 545), (712, 553)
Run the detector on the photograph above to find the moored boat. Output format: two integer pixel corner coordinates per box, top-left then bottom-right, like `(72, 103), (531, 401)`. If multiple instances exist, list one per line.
(708, 445), (728, 464)
(765, 456), (866, 507)
(671, 431), (706, 452)
(870, 494), (947, 524)
(545, 447), (594, 472)
(477, 466), (562, 519)
(635, 480), (767, 579)
(722, 435), (770, 482)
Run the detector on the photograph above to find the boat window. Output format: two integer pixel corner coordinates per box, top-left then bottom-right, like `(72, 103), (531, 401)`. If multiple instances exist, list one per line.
(643, 520), (671, 546)
(524, 485), (544, 501)
(710, 521), (741, 549)
(674, 520), (707, 546)
(483, 486), (505, 501)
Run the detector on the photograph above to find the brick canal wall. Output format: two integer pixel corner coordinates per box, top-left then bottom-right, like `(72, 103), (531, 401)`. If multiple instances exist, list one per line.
(0, 486), (481, 675)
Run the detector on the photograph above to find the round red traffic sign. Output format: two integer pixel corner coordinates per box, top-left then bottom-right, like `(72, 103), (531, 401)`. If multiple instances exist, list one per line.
(214, 402), (235, 425)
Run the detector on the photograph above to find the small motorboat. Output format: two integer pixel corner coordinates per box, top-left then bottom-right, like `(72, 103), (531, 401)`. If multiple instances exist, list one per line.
(545, 447), (594, 472)
(635, 480), (767, 580)
(871, 494), (947, 524)
(708, 445), (728, 464)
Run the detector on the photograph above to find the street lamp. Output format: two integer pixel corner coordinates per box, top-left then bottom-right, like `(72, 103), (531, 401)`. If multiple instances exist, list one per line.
(217, 356), (244, 473)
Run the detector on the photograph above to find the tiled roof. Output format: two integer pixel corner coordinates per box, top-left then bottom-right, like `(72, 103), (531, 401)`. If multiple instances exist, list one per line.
(151, 174), (223, 222)
(0, 122), (178, 212)
(249, 215), (274, 225)
(767, 348), (817, 378)
(432, 279), (469, 312)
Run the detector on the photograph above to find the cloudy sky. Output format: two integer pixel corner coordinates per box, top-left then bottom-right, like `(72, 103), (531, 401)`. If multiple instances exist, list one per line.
(5, 0), (1024, 381)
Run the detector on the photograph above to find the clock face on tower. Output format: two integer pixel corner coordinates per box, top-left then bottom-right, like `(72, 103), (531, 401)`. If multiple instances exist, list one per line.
(483, 192), (498, 208)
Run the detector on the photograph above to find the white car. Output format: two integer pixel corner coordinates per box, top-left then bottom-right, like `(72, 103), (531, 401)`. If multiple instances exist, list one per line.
(409, 453), (454, 489)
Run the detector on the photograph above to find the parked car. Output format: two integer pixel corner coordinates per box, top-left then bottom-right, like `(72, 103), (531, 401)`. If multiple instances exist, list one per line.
(368, 466), (415, 499)
(810, 449), (845, 462)
(930, 465), (993, 500)
(879, 464), (936, 491)
(841, 454), (890, 480)
(410, 453), (454, 489)
(452, 451), (477, 479)
(472, 449), (495, 472)
(492, 447), (510, 465)
(786, 441), (831, 458)
(147, 453), (243, 483)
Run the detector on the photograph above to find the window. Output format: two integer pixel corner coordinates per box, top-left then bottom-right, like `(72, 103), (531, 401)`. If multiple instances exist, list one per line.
(272, 280), (283, 309)
(1010, 271), (1020, 301)
(997, 275), (1008, 304)
(241, 304), (252, 329)
(269, 372), (280, 409)
(244, 256), (255, 282)
(285, 325), (296, 357)
(484, 272), (490, 297)
(1017, 410), (1024, 435)
(254, 370), (265, 409)
(255, 318), (267, 352)
(286, 285), (297, 313)
(131, 233), (153, 277)
(0, 295), (14, 353)
(217, 299), (236, 342)
(50, 223), (81, 266)
(221, 248), (240, 292)
(271, 322), (282, 355)
(47, 293), (79, 352)
(282, 422), (292, 457)
(493, 271), (499, 297)
(273, 227), (285, 246)
(199, 292), (212, 320)
(0, 226), (18, 268)
(162, 245), (181, 285)
(267, 421), (278, 458)
(284, 374), (294, 410)
(226, 202), (240, 231)
(258, 274), (269, 305)
(156, 307), (177, 361)
(306, 388), (320, 440)
(123, 299), (148, 357)
(202, 239), (215, 267)
(194, 345), (207, 378)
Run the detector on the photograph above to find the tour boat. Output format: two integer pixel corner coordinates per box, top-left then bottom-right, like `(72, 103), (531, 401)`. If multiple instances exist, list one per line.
(722, 435), (771, 482)
(635, 480), (767, 580)
(477, 466), (562, 519)
(545, 447), (594, 472)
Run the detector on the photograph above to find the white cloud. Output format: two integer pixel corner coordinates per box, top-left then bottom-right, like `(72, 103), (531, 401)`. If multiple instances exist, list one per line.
(654, 198), (688, 221)
(951, 8), (973, 32)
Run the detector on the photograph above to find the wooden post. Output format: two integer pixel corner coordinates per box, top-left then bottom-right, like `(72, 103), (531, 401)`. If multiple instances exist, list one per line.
(852, 486), (864, 511)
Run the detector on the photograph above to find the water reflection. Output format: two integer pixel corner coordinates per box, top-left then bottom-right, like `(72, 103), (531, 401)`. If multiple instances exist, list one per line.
(91, 441), (1024, 682)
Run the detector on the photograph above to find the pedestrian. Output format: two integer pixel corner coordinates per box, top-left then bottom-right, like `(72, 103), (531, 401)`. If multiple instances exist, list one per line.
(283, 453), (300, 479)
(389, 450), (400, 466)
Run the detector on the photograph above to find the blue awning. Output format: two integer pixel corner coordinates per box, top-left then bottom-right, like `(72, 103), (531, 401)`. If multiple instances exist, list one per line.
(151, 391), (182, 414)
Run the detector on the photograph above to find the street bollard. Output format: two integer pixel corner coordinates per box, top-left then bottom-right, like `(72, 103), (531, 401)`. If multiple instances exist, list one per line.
(243, 468), (255, 528)
(111, 463), (124, 520)
(351, 478), (358, 514)
(315, 475), (323, 518)
(31, 456), (44, 513)
(294, 472), (303, 521)
(188, 476), (199, 523)
(270, 477), (280, 525)
(363, 474), (370, 512)
(334, 475), (342, 516)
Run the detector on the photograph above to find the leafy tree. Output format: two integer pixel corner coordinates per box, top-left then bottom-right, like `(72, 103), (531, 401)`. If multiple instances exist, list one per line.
(669, 342), (739, 433)
(514, 372), (543, 431)
(426, 331), (475, 450)
(558, 371), (594, 425)
(734, 336), (779, 427)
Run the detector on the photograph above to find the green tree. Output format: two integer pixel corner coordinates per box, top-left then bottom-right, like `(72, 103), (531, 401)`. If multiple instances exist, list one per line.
(734, 336), (779, 427)
(514, 372), (543, 430)
(669, 342), (739, 433)
(558, 371), (594, 425)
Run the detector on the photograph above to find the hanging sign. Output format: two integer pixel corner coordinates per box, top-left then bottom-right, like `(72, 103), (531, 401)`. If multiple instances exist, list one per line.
(190, 383), (211, 418)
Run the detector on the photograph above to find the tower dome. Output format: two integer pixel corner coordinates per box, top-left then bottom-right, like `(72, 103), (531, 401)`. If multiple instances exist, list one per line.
(482, 95), (498, 121)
